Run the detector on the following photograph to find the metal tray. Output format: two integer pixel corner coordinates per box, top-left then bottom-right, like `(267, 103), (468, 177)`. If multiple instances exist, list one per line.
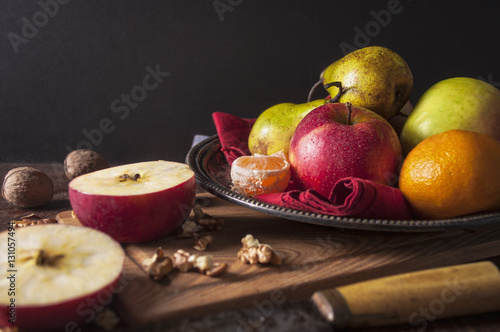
(186, 135), (500, 232)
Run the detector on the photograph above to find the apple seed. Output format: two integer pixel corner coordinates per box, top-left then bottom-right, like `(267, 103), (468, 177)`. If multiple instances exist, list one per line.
(118, 173), (141, 182)
(34, 250), (65, 267)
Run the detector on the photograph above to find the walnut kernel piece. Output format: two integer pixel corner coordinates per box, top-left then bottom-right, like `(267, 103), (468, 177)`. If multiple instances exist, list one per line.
(177, 219), (204, 239)
(171, 249), (227, 277)
(64, 149), (109, 180)
(2, 167), (54, 208)
(172, 249), (193, 272)
(241, 234), (261, 248)
(237, 234), (282, 265)
(12, 214), (58, 228)
(205, 262), (228, 277)
(143, 247), (173, 280)
(193, 234), (213, 251)
(191, 204), (224, 231)
(189, 254), (214, 273)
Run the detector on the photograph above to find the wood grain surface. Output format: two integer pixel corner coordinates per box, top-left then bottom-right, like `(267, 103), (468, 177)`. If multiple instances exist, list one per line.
(2, 163), (500, 331)
(57, 192), (500, 326)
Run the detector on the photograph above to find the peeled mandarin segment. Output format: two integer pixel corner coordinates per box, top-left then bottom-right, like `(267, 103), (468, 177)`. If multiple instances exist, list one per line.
(230, 152), (291, 197)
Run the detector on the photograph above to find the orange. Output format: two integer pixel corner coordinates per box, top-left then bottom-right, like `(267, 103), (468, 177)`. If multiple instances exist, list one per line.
(230, 151), (291, 197)
(399, 129), (500, 219)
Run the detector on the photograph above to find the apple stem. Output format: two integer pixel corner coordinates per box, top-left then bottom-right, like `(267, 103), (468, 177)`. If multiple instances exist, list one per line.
(307, 79), (323, 102)
(346, 102), (352, 125)
(324, 81), (344, 103)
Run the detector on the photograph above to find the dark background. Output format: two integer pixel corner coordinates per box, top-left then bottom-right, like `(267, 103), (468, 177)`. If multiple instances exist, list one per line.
(1, 0), (499, 164)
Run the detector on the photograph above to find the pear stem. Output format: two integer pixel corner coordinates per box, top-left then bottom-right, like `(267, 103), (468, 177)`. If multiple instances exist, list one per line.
(324, 81), (343, 103)
(346, 102), (352, 125)
(307, 79), (323, 103)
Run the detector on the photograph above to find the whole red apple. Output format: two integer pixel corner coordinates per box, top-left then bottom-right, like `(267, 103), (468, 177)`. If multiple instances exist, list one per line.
(289, 103), (402, 198)
(69, 160), (196, 243)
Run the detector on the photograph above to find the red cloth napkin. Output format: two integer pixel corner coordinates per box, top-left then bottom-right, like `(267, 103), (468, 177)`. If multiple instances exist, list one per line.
(212, 112), (414, 220)
(255, 178), (414, 220)
(213, 112), (255, 166)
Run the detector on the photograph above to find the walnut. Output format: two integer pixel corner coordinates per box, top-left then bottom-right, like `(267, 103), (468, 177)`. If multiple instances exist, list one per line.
(1, 167), (54, 208)
(142, 247), (173, 280)
(191, 204), (224, 231)
(64, 149), (109, 180)
(237, 234), (282, 265)
(12, 214), (58, 228)
(193, 234), (213, 251)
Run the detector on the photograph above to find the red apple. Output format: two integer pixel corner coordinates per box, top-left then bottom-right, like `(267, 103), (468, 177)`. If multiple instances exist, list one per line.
(69, 160), (196, 243)
(289, 103), (402, 198)
(0, 224), (125, 332)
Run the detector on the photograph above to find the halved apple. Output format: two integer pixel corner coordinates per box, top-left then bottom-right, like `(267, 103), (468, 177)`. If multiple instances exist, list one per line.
(0, 224), (125, 332)
(69, 160), (196, 243)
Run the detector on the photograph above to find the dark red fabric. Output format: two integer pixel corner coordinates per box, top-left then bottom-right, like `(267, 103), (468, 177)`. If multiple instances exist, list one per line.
(255, 178), (414, 220)
(212, 112), (414, 220)
(212, 112), (256, 166)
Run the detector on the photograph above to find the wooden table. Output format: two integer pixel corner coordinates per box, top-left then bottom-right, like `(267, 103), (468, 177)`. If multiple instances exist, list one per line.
(1, 162), (499, 331)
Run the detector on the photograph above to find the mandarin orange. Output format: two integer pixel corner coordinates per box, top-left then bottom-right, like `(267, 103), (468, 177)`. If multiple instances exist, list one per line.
(399, 129), (500, 219)
(230, 151), (290, 197)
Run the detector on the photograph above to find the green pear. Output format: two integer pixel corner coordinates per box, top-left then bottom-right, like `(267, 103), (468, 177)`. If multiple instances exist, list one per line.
(400, 77), (500, 155)
(319, 46), (413, 120)
(248, 99), (326, 157)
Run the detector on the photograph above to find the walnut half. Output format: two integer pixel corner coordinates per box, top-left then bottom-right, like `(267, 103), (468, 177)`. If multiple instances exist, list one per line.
(237, 234), (282, 265)
(12, 214), (58, 228)
(142, 247), (173, 280)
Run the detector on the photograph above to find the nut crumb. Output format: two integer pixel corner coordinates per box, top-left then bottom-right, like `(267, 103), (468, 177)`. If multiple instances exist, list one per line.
(193, 234), (213, 251)
(143, 247), (173, 280)
(12, 214), (58, 228)
(237, 234), (282, 265)
(93, 308), (120, 331)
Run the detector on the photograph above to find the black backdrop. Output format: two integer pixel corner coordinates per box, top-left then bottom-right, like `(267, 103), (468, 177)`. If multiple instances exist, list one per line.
(1, 1), (499, 164)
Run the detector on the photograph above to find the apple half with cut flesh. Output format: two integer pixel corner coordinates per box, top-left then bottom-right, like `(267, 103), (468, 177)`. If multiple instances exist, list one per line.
(69, 160), (196, 243)
(0, 224), (125, 332)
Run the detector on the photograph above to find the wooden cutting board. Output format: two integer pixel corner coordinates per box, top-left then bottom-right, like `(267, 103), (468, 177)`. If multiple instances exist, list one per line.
(57, 192), (500, 327)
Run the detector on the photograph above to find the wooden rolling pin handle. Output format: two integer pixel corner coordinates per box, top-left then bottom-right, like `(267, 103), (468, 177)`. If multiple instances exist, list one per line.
(312, 261), (500, 329)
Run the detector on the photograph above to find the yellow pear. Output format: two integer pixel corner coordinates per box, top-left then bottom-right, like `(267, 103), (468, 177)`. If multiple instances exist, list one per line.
(319, 46), (413, 119)
(248, 99), (326, 157)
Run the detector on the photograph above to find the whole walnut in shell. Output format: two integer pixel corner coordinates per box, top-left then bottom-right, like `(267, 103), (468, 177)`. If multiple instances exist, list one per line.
(64, 149), (109, 180)
(2, 167), (54, 208)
